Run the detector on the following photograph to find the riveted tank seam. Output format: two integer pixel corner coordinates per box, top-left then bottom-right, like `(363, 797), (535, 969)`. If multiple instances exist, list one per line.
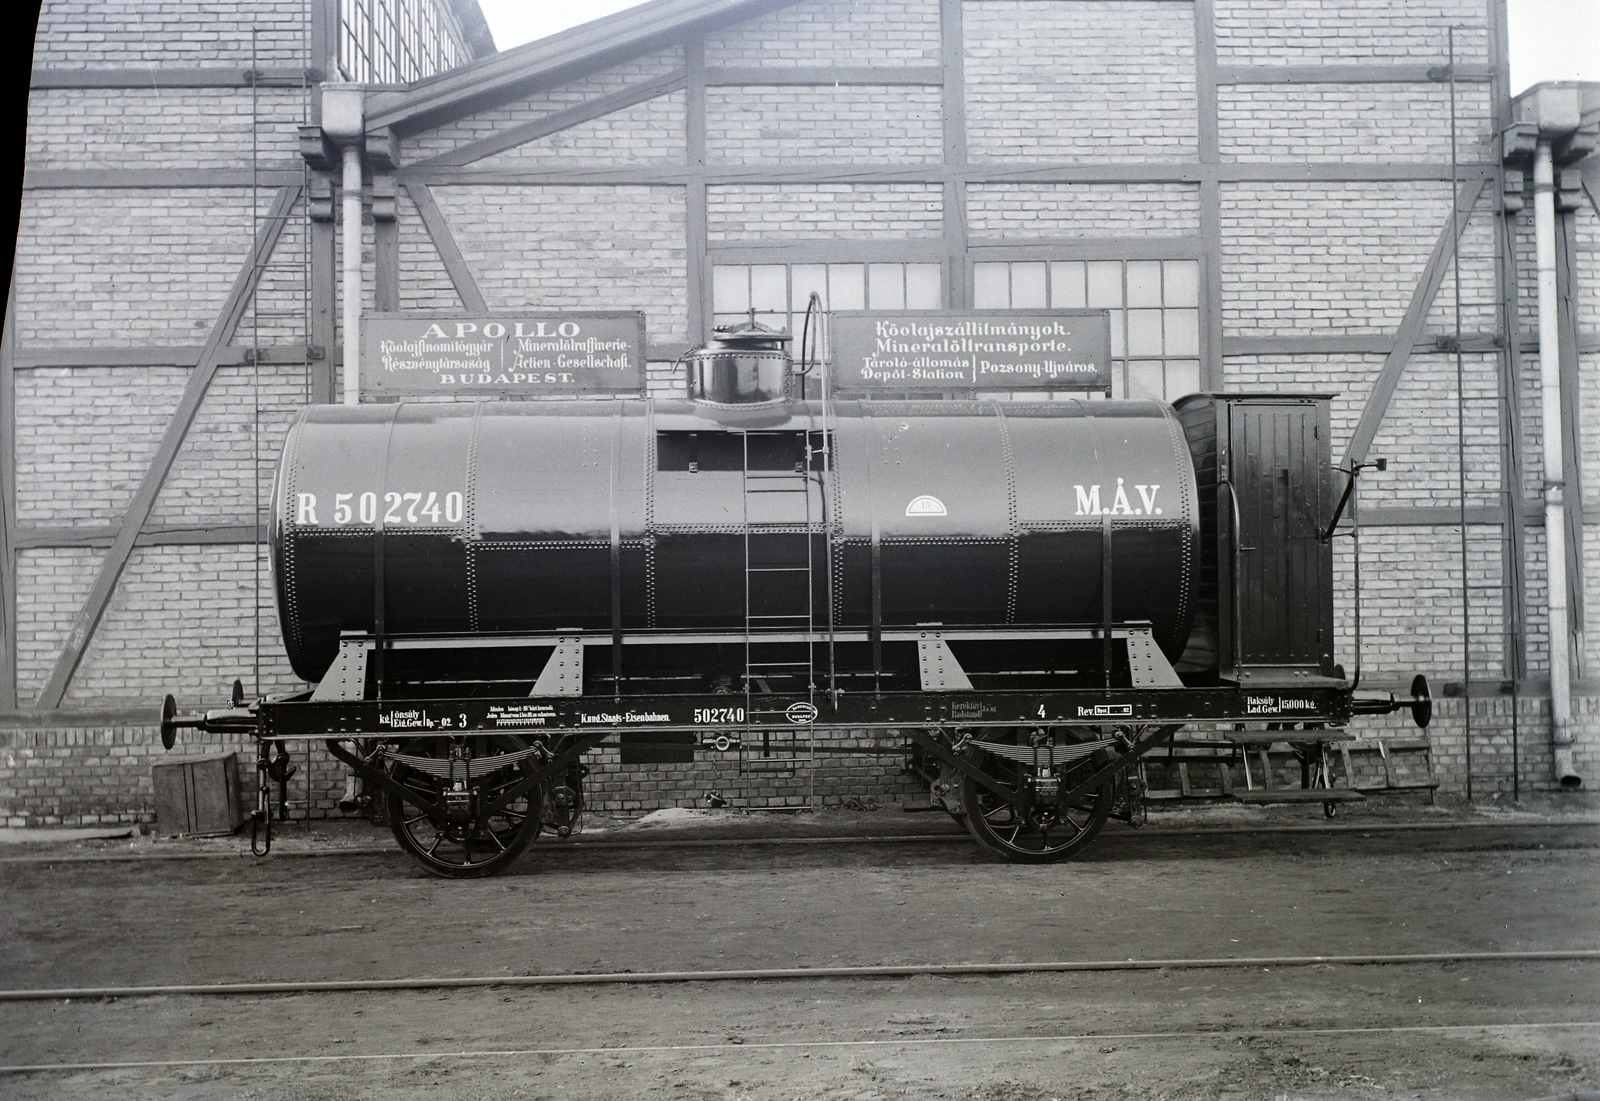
(994, 401), (1019, 625)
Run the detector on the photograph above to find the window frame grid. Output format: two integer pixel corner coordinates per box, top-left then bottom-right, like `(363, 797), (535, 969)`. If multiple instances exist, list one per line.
(970, 258), (1201, 402)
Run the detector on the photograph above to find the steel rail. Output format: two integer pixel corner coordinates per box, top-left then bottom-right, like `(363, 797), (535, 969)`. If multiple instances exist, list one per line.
(1, 817), (1596, 864)
(2, 950), (1597, 1003)
(4, 1021), (1598, 1076)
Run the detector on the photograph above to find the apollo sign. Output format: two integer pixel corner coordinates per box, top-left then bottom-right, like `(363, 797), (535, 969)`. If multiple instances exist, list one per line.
(360, 312), (646, 398)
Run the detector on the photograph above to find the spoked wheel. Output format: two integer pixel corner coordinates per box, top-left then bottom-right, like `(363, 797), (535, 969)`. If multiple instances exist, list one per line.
(385, 734), (543, 878)
(960, 728), (1115, 864)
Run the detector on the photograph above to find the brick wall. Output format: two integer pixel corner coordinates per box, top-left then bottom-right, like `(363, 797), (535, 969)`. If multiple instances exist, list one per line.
(967, 184), (1201, 239)
(706, 184), (943, 241)
(25, 88), (307, 170)
(431, 185), (688, 346)
(1219, 83), (1494, 164)
(703, 0), (941, 67)
(14, 189), (264, 348)
(705, 85), (942, 164)
(1212, 0), (1490, 64)
(1219, 181), (1454, 335)
(15, 367), (187, 525)
(964, 0), (1197, 163)
(34, 0), (310, 67)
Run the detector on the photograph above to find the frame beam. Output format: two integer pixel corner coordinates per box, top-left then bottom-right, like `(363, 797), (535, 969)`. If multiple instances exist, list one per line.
(33, 185), (302, 709)
(415, 71), (689, 168)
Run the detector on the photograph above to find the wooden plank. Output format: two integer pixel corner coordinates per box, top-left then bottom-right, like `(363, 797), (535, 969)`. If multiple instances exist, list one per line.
(31, 67), (315, 89)
(416, 71), (689, 168)
(1216, 64), (1494, 85)
(705, 66), (943, 86)
(33, 184), (301, 710)
(14, 525), (262, 550)
(1234, 789), (1364, 804)
(24, 169), (304, 190)
(402, 182), (488, 312)
(1341, 177), (1490, 469)
(0, 280), (16, 708)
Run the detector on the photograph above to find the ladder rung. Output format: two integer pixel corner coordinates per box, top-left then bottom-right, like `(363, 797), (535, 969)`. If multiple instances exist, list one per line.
(747, 566), (812, 573)
(748, 615), (811, 622)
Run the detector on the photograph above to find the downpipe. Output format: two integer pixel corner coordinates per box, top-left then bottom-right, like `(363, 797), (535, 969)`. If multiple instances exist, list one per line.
(341, 143), (362, 406)
(1534, 141), (1581, 789)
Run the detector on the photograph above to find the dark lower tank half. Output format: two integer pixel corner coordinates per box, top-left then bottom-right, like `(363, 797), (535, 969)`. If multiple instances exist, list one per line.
(273, 399), (1200, 682)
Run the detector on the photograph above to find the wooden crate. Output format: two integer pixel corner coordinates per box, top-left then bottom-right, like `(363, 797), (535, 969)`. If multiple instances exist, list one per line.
(153, 753), (243, 837)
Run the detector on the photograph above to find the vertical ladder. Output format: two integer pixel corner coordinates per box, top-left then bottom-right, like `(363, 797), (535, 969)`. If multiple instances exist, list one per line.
(741, 431), (822, 768)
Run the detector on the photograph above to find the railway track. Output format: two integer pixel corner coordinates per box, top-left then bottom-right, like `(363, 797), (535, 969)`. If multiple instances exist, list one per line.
(1, 949), (1597, 1003)
(2, 816), (1595, 865)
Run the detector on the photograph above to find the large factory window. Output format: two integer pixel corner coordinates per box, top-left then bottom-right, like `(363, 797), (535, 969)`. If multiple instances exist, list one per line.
(973, 260), (1201, 401)
(339, 0), (471, 83)
(712, 263), (943, 341)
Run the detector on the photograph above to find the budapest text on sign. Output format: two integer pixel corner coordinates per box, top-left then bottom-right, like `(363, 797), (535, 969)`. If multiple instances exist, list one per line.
(361, 313), (646, 397)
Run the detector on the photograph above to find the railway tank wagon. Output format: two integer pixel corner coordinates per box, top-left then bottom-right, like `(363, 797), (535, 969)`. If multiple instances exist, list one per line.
(164, 325), (1430, 876)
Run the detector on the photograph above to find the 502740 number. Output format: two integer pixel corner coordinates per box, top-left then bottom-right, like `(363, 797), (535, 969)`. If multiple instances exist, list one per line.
(294, 491), (464, 527)
(694, 707), (745, 724)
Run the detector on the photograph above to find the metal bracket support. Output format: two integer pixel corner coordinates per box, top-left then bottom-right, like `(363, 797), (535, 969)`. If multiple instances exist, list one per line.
(311, 636), (369, 701)
(916, 632), (973, 691)
(1060, 723), (1183, 805)
(324, 738), (440, 820)
(530, 636), (585, 697)
(1125, 631), (1183, 688)
(904, 728), (1025, 811)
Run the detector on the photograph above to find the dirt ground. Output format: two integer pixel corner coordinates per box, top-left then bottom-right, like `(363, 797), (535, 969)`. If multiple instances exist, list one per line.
(0, 798), (1596, 1100)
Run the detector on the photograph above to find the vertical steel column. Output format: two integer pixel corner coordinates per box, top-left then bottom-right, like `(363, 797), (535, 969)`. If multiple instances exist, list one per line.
(940, 0), (968, 309)
(0, 281), (16, 709)
(1194, 0), (1224, 390)
(685, 38), (709, 347)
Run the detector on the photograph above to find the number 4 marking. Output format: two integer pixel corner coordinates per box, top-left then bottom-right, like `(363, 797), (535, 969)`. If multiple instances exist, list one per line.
(1037, 705), (1045, 718)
